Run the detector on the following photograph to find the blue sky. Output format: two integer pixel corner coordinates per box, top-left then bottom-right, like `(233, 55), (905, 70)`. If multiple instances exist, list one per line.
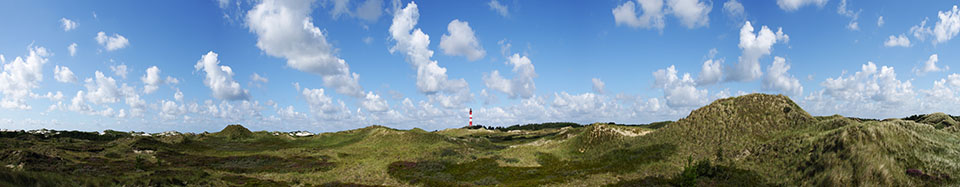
(1, 0), (959, 133)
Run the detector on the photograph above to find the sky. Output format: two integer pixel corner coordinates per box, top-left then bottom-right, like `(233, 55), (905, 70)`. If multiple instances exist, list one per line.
(1, 0), (959, 133)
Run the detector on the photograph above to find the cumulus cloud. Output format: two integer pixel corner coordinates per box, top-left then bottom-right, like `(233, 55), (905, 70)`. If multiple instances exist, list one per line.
(923, 74), (960, 109)
(826, 62), (914, 103)
(776, 0), (827, 12)
(389, 1), (473, 107)
(57, 90), (119, 117)
(0, 46), (50, 110)
(300, 86), (351, 119)
(361, 91), (389, 112)
(837, 0), (860, 31)
(328, 0), (351, 19)
(194, 51), (250, 101)
(483, 53), (537, 99)
(667, 0), (712, 28)
(488, 0), (509, 17)
(159, 99), (187, 120)
(54, 65), (77, 83)
(932, 5), (960, 44)
(613, 0), (712, 29)
(247, 0), (364, 97)
(110, 64), (128, 79)
(592, 78), (606, 94)
(909, 4), (960, 44)
(613, 0), (665, 30)
(276, 105), (308, 120)
(141, 66), (163, 94)
(174, 89), (184, 102)
(60, 18), (77, 31)
(910, 19), (933, 41)
(723, 0), (745, 21)
(728, 21), (788, 82)
(82, 71), (121, 105)
(439, 19), (486, 61)
(915, 54), (949, 75)
(805, 61), (917, 118)
(68, 43), (77, 57)
(357, 0), (384, 22)
(78, 72), (145, 117)
(762, 57), (803, 96)
(653, 65), (708, 108)
(697, 58), (723, 85)
(883, 34), (911, 47)
(95, 32), (129, 51)
(249, 73), (269, 88)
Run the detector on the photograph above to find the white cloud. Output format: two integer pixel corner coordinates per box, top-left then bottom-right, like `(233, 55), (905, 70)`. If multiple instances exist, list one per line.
(932, 5), (960, 44)
(141, 66), (163, 94)
(877, 16), (885, 27)
(883, 34), (911, 47)
(110, 64), (128, 79)
(910, 19), (932, 41)
(922, 74), (960, 109)
(83, 71), (121, 105)
(488, 0), (509, 17)
(592, 78), (606, 94)
(174, 88), (184, 102)
(823, 62), (913, 104)
(776, 0), (827, 12)
(762, 57), (803, 96)
(60, 18), (77, 31)
(54, 65), (77, 83)
(0, 46), (50, 110)
(301, 87), (351, 119)
(915, 54), (948, 75)
(613, 0), (665, 30)
(277, 105), (308, 120)
(552, 92), (606, 116)
(653, 65), (708, 107)
(805, 61), (917, 118)
(667, 0), (712, 28)
(389, 1), (473, 107)
(159, 99), (187, 120)
(194, 51), (250, 101)
(728, 21), (788, 82)
(837, 0), (860, 31)
(483, 53), (537, 99)
(910, 4), (960, 44)
(95, 32), (129, 51)
(361, 91), (389, 112)
(723, 0), (745, 21)
(439, 19), (486, 61)
(356, 0), (383, 22)
(329, 0), (351, 19)
(697, 58), (723, 85)
(247, 0), (364, 97)
(479, 89), (498, 105)
(68, 43), (77, 57)
(250, 72), (269, 88)
(166, 76), (179, 86)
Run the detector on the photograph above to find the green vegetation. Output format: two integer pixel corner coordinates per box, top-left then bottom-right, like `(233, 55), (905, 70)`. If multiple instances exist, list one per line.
(0, 93), (958, 186)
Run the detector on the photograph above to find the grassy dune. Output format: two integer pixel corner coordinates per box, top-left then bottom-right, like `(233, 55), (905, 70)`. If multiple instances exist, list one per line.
(1, 93), (958, 186)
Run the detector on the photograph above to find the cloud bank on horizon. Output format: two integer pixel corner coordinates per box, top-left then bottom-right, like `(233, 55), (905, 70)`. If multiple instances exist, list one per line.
(1, 0), (960, 133)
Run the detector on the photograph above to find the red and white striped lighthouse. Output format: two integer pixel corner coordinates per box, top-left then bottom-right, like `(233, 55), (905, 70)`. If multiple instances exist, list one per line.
(469, 108), (473, 126)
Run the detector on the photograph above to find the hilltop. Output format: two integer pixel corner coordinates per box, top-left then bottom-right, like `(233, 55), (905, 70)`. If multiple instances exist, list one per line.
(1, 93), (959, 186)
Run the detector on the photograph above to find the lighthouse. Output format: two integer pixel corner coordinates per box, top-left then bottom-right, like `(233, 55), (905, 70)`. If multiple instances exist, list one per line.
(469, 108), (473, 126)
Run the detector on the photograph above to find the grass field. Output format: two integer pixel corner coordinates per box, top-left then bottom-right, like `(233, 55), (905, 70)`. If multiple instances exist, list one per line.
(1, 93), (958, 186)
